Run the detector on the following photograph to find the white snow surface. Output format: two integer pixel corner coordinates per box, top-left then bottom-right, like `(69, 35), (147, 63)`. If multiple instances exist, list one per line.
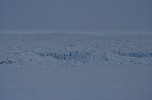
(0, 33), (152, 100)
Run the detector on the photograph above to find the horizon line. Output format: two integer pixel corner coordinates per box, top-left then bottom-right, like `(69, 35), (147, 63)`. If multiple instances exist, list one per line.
(0, 30), (152, 35)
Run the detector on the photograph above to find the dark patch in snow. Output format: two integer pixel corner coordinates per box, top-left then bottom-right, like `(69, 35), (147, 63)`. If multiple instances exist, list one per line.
(114, 51), (152, 58)
(31, 50), (152, 65)
(0, 59), (17, 65)
(32, 51), (91, 63)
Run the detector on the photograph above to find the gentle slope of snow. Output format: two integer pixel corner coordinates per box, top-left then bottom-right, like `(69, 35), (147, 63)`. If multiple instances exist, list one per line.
(0, 33), (152, 100)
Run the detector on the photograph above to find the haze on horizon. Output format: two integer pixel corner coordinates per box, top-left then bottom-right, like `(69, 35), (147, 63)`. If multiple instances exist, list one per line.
(0, 0), (152, 33)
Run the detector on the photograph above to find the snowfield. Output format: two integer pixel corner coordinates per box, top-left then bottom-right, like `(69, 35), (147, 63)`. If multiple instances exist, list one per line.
(0, 33), (152, 100)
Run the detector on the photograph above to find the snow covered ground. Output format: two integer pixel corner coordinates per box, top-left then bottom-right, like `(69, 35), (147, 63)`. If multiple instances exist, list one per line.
(0, 33), (152, 100)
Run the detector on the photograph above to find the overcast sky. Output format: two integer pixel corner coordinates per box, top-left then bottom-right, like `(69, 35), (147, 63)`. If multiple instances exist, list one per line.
(0, 0), (152, 32)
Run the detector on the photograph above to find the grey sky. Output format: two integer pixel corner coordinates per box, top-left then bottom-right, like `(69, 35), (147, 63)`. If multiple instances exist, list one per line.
(0, 0), (152, 31)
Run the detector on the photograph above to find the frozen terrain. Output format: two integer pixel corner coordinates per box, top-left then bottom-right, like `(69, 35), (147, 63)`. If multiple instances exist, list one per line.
(0, 33), (152, 100)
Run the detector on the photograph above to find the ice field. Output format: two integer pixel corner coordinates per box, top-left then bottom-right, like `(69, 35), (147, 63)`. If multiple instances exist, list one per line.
(0, 33), (152, 100)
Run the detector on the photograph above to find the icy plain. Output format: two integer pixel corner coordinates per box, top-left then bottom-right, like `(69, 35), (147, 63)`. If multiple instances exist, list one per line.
(0, 33), (152, 100)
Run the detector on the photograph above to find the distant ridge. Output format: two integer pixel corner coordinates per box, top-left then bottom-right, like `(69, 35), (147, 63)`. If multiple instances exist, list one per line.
(0, 30), (152, 35)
